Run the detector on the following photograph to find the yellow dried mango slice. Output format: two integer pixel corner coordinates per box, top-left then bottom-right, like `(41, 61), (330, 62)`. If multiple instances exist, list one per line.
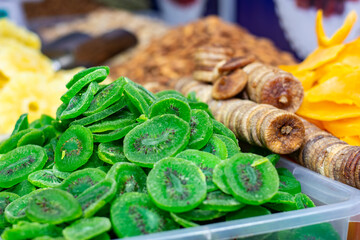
(294, 70), (317, 91)
(323, 117), (360, 137)
(315, 63), (354, 85)
(340, 136), (360, 146)
(316, 10), (357, 47)
(333, 38), (360, 68)
(296, 98), (360, 121)
(306, 70), (360, 106)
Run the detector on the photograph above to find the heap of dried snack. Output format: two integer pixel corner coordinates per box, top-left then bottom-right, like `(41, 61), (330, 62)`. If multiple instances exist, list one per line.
(281, 10), (360, 146)
(113, 16), (297, 88)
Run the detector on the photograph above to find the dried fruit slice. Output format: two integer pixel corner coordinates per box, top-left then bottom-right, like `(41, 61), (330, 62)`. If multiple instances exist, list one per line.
(218, 55), (256, 73)
(106, 162), (147, 196)
(264, 192), (297, 211)
(98, 142), (127, 164)
(62, 217), (111, 240)
(170, 212), (199, 228)
(58, 168), (106, 198)
(176, 149), (221, 192)
(77, 179), (116, 217)
(294, 193), (315, 209)
(212, 69), (248, 100)
(83, 78), (127, 116)
(188, 109), (213, 149)
(1, 221), (62, 240)
(52, 165), (71, 180)
(55, 125), (93, 172)
(93, 123), (139, 143)
(0, 192), (19, 228)
(212, 119), (238, 144)
(177, 209), (226, 221)
(215, 134), (240, 158)
(267, 154), (280, 166)
(124, 82), (150, 116)
(26, 188), (82, 224)
(110, 192), (177, 238)
(28, 169), (62, 188)
(199, 190), (245, 212)
(155, 90), (184, 98)
(0, 129), (33, 154)
(149, 96), (191, 122)
(10, 113), (29, 136)
(124, 115), (190, 167)
(226, 205), (271, 221)
(224, 153), (279, 205)
(87, 114), (136, 133)
(213, 160), (231, 195)
(60, 81), (100, 120)
(7, 179), (35, 197)
(147, 157), (207, 213)
(201, 134), (228, 160)
(279, 175), (301, 195)
(61, 66), (109, 104)
(0, 145), (47, 188)
(17, 129), (45, 147)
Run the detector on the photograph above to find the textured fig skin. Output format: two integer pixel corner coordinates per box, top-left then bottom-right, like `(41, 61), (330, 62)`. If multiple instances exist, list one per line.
(212, 69), (248, 100)
(218, 55), (256, 73)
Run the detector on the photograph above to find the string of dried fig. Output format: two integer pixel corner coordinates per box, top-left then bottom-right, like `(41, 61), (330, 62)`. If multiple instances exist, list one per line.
(175, 77), (305, 155)
(192, 45), (304, 113)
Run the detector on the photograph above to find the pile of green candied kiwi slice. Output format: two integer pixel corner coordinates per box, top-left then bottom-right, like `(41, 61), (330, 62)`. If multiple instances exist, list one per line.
(0, 67), (340, 240)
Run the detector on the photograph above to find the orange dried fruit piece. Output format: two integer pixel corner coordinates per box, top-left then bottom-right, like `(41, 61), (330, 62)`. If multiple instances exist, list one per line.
(322, 117), (360, 138)
(340, 136), (360, 146)
(332, 38), (360, 67)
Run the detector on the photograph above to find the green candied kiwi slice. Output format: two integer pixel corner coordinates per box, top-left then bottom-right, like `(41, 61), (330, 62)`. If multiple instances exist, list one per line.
(123, 82), (150, 116)
(215, 134), (240, 158)
(279, 175), (302, 195)
(40, 125), (56, 146)
(176, 149), (221, 192)
(267, 153), (280, 166)
(7, 179), (35, 196)
(106, 162), (147, 195)
(199, 190), (245, 212)
(62, 217), (111, 240)
(110, 192), (178, 238)
(77, 178), (117, 217)
(61, 66), (109, 104)
(264, 192), (297, 211)
(177, 209), (226, 221)
(134, 83), (156, 105)
(60, 81), (100, 120)
(83, 77), (127, 116)
(5, 189), (45, 224)
(87, 113), (136, 133)
(226, 205), (271, 221)
(294, 193), (315, 209)
(224, 153), (279, 205)
(0, 145), (47, 188)
(277, 167), (295, 178)
(149, 95), (191, 122)
(55, 125), (93, 172)
(277, 223), (341, 240)
(124, 114), (190, 167)
(0, 129), (33, 154)
(80, 148), (105, 169)
(147, 157), (207, 213)
(187, 109), (213, 149)
(11, 113), (29, 136)
(91, 233), (110, 240)
(213, 160), (231, 194)
(155, 90), (184, 98)
(17, 129), (45, 147)
(170, 212), (199, 228)
(1, 221), (62, 240)
(28, 169), (62, 188)
(0, 192), (19, 228)
(58, 168), (106, 198)
(93, 123), (139, 143)
(201, 134), (228, 160)
(212, 119), (238, 144)
(52, 165), (71, 180)
(70, 98), (127, 126)
(26, 188), (82, 224)
(98, 142), (128, 164)
(43, 143), (55, 169)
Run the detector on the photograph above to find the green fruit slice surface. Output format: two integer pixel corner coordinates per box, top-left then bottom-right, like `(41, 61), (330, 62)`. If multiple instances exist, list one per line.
(106, 162), (147, 196)
(224, 153), (279, 205)
(87, 111), (136, 133)
(170, 212), (199, 228)
(149, 96), (191, 122)
(124, 114), (190, 167)
(8, 179), (35, 196)
(93, 123), (139, 143)
(264, 192), (297, 211)
(110, 192), (177, 238)
(11, 113), (29, 137)
(124, 82), (149, 116)
(187, 109), (213, 149)
(1, 221), (62, 240)
(147, 157), (207, 213)
(0, 145), (47, 188)
(215, 134), (240, 158)
(212, 160), (231, 195)
(176, 149), (221, 192)
(17, 129), (45, 147)
(0, 129), (33, 154)
(28, 170), (62, 188)
(295, 193), (316, 209)
(26, 188), (82, 224)
(55, 125), (93, 172)
(177, 209), (226, 221)
(266, 154), (280, 166)
(279, 175), (302, 195)
(62, 217), (111, 240)
(212, 119), (238, 143)
(98, 142), (128, 164)
(226, 205), (271, 221)
(0, 192), (19, 228)
(201, 134), (228, 160)
(199, 190), (245, 212)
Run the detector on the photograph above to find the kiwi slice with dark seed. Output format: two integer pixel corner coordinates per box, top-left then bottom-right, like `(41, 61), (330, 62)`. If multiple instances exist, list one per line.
(264, 192), (297, 211)
(176, 149), (221, 192)
(43, 143), (55, 169)
(294, 193), (315, 209)
(124, 114), (190, 167)
(224, 153), (279, 205)
(110, 192), (177, 238)
(187, 109), (213, 149)
(170, 212), (199, 228)
(147, 157), (207, 213)
(62, 217), (111, 240)
(58, 168), (106, 198)
(279, 175), (301, 195)
(226, 205), (271, 221)
(26, 188), (82, 224)
(52, 165), (71, 180)
(149, 96), (191, 122)
(55, 125), (93, 172)
(201, 134), (228, 160)
(0, 145), (47, 188)
(10, 114), (29, 137)
(0, 192), (19, 228)
(106, 162), (147, 196)
(1, 221), (62, 240)
(177, 208), (226, 221)
(28, 170), (62, 188)
(199, 190), (245, 212)
(98, 142), (127, 164)
(215, 134), (240, 158)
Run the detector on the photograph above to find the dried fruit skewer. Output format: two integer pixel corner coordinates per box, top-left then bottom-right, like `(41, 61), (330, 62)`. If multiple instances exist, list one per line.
(175, 78), (305, 154)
